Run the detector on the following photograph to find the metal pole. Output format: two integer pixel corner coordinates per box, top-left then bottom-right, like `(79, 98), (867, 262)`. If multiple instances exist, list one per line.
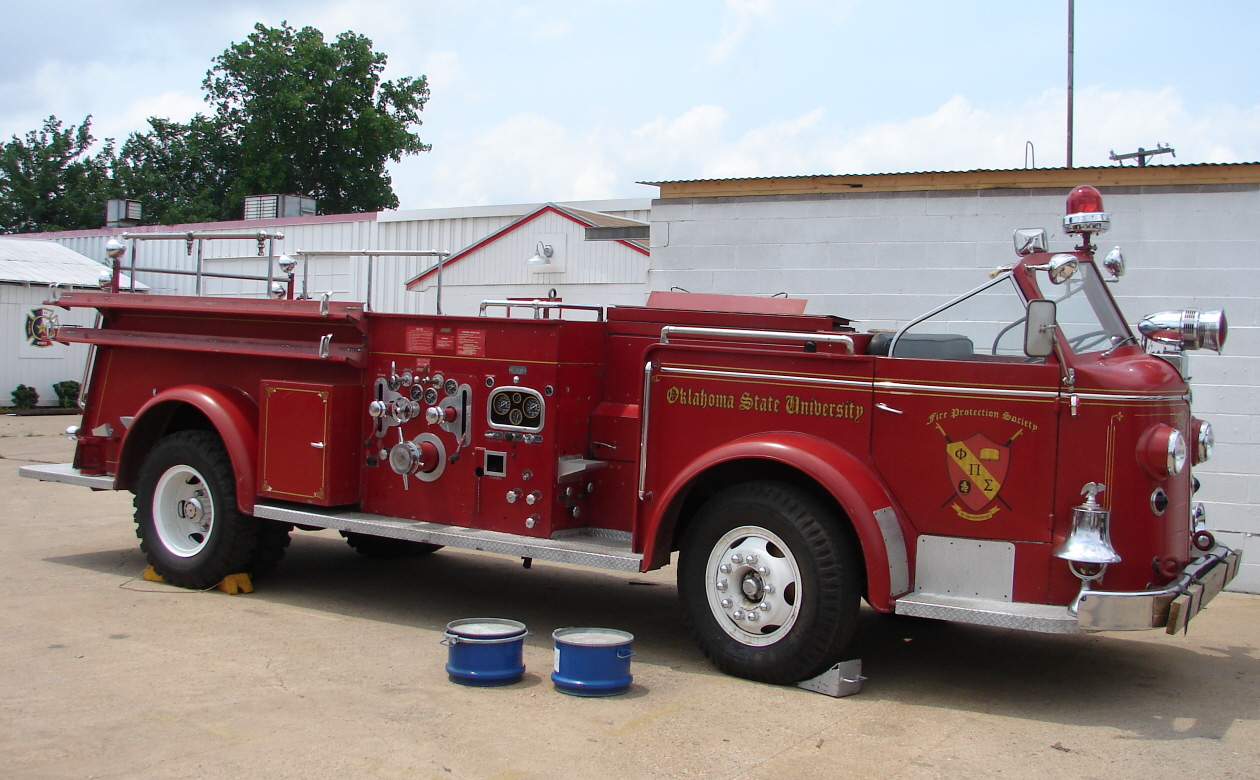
(366, 254), (374, 313)
(266, 236), (275, 292)
(128, 238), (136, 293)
(195, 239), (204, 296)
(302, 254), (309, 300)
(1067, 0), (1075, 169)
(436, 253), (444, 315)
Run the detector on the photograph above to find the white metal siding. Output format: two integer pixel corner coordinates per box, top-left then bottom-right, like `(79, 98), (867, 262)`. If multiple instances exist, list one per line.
(1, 284), (94, 407)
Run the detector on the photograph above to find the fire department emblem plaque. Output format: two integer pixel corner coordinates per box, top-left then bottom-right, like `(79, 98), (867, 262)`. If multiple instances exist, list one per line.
(945, 432), (1009, 520)
(24, 308), (56, 348)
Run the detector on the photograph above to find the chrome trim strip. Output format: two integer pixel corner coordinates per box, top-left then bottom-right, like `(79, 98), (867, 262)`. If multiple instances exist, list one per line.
(875, 380), (1059, 399)
(659, 371), (1183, 404)
(1072, 392), (1188, 403)
(661, 365), (871, 390)
(638, 361), (653, 500)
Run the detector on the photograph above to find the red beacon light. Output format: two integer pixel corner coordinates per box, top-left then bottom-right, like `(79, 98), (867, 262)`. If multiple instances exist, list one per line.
(1063, 185), (1111, 236)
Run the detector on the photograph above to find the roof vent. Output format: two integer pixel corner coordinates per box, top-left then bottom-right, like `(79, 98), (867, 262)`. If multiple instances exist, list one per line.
(105, 199), (143, 227)
(243, 194), (317, 220)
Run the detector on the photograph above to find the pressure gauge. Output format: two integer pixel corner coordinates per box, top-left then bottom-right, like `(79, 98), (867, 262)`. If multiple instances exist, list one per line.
(523, 396), (541, 419)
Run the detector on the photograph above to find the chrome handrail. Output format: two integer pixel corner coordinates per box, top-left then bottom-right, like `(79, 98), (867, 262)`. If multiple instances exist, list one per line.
(478, 300), (605, 321)
(659, 326), (855, 354)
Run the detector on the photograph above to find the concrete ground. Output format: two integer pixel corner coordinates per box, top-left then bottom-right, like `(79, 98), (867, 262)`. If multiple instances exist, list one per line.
(2, 414), (1258, 780)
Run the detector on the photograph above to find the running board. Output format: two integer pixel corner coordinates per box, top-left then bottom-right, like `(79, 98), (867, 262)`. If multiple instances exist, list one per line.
(895, 592), (1081, 634)
(254, 502), (643, 573)
(18, 462), (115, 490)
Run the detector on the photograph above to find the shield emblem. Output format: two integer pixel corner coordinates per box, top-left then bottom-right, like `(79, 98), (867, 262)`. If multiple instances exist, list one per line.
(946, 433), (1010, 512)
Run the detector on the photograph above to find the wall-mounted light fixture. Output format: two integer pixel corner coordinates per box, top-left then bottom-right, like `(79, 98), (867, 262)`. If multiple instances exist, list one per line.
(527, 241), (554, 266)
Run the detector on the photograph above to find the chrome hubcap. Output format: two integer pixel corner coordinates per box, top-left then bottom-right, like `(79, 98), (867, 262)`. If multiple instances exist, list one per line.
(705, 526), (802, 646)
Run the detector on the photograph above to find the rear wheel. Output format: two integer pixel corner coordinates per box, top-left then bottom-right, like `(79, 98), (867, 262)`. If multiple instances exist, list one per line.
(678, 481), (860, 684)
(340, 531), (443, 558)
(134, 431), (259, 589)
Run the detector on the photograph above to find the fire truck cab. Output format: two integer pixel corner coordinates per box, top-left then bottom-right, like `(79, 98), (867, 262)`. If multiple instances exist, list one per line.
(22, 186), (1242, 684)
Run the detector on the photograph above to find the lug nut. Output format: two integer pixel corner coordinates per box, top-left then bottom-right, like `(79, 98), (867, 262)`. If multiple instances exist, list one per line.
(746, 554), (758, 565)
(720, 599), (732, 609)
(757, 566), (768, 575)
(719, 563), (731, 573)
(746, 612), (759, 623)
(731, 554), (743, 564)
(759, 603), (770, 611)
(732, 610), (744, 620)
(763, 583), (774, 594)
(716, 579), (728, 592)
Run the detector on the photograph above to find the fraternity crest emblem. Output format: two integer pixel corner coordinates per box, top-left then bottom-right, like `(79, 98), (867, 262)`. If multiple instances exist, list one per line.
(945, 432), (1010, 520)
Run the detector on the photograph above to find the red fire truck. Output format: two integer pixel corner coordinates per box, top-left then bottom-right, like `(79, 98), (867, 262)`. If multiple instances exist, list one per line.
(21, 186), (1241, 684)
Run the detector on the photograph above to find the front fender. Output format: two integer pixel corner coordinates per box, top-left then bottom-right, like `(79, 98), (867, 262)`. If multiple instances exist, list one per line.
(117, 385), (259, 514)
(644, 432), (912, 611)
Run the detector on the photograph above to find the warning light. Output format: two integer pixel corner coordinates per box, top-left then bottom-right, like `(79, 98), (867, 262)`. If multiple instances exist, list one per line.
(1063, 185), (1110, 234)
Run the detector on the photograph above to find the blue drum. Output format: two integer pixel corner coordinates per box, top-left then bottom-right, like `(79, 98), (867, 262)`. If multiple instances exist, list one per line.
(442, 618), (528, 687)
(551, 627), (635, 697)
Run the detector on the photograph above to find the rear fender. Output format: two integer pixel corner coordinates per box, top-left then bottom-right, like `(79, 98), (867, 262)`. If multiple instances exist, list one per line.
(117, 385), (259, 514)
(644, 432), (912, 611)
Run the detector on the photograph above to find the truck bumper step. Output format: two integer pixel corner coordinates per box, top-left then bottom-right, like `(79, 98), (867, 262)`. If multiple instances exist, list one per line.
(895, 592), (1082, 634)
(254, 502), (643, 573)
(18, 463), (115, 490)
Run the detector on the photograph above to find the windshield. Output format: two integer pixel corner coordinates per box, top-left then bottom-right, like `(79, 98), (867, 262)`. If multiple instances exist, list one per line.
(891, 275), (1038, 361)
(1035, 263), (1133, 355)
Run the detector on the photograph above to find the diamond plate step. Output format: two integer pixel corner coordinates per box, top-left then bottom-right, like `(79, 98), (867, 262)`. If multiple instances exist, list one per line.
(254, 502), (642, 573)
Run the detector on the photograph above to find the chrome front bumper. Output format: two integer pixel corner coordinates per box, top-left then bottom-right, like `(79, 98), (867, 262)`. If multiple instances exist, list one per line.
(1076, 546), (1242, 633)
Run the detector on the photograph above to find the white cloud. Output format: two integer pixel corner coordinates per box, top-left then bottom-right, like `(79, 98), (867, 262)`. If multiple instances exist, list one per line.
(708, 0), (774, 63)
(401, 86), (1260, 208)
(417, 112), (621, 206)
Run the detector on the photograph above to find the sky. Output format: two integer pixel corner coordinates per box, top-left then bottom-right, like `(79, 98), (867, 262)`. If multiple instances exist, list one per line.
(2, 0), (1258, 211)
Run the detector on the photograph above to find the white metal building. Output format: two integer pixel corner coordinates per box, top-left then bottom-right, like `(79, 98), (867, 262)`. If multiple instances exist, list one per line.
(0, 239), (143, 407)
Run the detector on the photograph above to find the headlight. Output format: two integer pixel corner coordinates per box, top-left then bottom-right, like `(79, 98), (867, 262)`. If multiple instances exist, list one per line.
(1192, 419), (1214, 465)
(1137, 424), (1187, 479)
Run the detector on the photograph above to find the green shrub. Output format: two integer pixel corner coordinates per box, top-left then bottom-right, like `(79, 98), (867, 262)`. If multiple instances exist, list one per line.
(11, 384), (39, 409)
(53, 380), (80, 409)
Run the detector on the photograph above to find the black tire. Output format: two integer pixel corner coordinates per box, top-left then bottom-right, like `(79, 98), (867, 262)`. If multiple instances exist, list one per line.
(134, 430), (259, 589)
(677, 481), (860, 684)
(340, 531), (443, 559)
(249, 520), (293, 579)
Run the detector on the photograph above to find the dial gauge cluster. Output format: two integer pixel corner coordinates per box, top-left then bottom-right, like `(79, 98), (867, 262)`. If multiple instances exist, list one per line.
(487, 387), (545, 432)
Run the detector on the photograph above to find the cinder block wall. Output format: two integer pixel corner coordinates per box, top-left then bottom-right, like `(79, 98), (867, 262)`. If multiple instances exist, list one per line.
(649, 184), (1260, 592)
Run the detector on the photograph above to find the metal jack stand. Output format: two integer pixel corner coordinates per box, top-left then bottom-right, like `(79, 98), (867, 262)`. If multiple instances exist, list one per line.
(797, 659), (865, 697)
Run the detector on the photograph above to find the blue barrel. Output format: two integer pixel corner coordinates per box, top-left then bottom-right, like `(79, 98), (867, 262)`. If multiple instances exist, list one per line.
(443, 618), (528, 687)
(551, 628), (635, 697)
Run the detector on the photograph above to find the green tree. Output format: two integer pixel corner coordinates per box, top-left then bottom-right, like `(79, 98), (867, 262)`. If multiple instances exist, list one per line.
(202, 22), (431, 215)
(114, 115), (239, 225)
(0, 116), (117, 233)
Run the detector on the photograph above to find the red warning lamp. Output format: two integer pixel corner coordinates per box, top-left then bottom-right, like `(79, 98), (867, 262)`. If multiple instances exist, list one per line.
(1063, 185), (1110, 235)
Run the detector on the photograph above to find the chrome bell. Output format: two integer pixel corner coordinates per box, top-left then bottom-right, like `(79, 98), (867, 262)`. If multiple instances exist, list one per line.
(1053, 482), (1121, 565)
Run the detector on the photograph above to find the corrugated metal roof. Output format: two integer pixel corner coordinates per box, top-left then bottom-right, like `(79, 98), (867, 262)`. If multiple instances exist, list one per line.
(642, 161), (1260, 186)
(0, 238), (146, 288)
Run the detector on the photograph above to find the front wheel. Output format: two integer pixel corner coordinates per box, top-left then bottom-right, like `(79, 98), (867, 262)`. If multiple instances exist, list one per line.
(678, 481), (860, 684)
(134, 431), (259, 589)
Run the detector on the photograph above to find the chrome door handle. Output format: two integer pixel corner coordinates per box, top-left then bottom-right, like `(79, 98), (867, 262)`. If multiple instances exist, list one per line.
(876, 403), (904, 414)
(310, 442), (325, 449)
